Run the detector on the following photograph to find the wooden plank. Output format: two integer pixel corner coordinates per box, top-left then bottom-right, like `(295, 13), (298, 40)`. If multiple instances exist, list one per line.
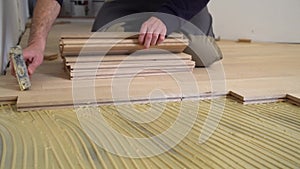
(228, 91), (286, 104)
(237, 38), (252, 43)
(68, 60), (195, 69)
(70, 66), (193, 75)
(61, 38), (187, 45)
(59, 32), (188, 56)
(286, 93), (300, 106)
(225, 75), (300, 104)
(60, 32), (184, 39)
(15, 77), (218, 110)
(71, 69), (193, 79)
(67, 65), (194, 79)
(0, 76), (21, 104)
(61, 42), (188, 55)
(16, 83), (182, 110)
(64, 53), (192, 63)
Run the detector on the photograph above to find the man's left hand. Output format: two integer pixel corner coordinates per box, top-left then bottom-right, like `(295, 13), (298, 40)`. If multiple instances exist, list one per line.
(138, 17), (167, 48)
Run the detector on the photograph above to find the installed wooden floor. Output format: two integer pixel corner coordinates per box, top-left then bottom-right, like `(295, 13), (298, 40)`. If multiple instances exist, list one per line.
(0, 21), (299, 110)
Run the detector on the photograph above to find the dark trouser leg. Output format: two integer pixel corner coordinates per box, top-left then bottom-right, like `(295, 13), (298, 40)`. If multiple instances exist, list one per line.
(182, 7), (223, 67)
(189, 7), (214, 37)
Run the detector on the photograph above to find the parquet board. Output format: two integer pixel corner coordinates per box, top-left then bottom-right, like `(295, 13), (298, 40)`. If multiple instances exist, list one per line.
(287, 93), (300, 106)
(60, 32), (184, 39)
(64, 53), (192, 63)
(61, 43), (188, 55)
(67, 60), (195, 69)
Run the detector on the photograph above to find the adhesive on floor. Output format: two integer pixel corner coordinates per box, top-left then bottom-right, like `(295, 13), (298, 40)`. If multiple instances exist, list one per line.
(0, 98), (299, 169)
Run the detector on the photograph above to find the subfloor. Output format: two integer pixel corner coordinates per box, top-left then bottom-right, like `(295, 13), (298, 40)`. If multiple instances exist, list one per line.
(0, 98), (299, 169)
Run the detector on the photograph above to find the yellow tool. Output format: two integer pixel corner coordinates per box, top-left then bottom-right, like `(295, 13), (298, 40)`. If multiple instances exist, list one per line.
(9, 46), (31, 91)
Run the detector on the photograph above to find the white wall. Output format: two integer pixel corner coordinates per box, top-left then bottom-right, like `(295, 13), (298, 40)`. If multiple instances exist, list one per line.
(0, 0), (29, 74)
(208, 0), (300, 43)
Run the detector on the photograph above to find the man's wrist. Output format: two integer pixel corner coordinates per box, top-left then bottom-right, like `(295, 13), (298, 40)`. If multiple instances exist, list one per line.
(27, 39), (46, 52)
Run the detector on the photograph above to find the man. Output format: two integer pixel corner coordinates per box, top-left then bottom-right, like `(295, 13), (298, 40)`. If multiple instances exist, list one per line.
(20, 0), (222, 76)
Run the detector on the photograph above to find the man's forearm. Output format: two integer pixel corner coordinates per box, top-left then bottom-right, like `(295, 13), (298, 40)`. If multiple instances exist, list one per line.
(28, 0), (61, 50)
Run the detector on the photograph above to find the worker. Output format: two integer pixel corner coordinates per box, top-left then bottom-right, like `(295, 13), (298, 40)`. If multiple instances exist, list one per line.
(19, 0), (222, 76)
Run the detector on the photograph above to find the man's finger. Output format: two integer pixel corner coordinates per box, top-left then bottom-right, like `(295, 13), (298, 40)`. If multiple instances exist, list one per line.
(157, 34), (165, 45)
(27, 61), (40, 76)
(157, 29), (166, 44)
(150, 33), (159, 46)
(144, 33), (153, 48)
(151, 28), (166, 45)
(139, 22), (148, 44)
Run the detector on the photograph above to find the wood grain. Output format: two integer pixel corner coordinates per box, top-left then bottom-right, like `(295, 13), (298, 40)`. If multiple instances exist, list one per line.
(2, 36), (300, 110)
(60, 32), (184, 39)
(64, 53), (192, 63)
(60, 32), (193, 80)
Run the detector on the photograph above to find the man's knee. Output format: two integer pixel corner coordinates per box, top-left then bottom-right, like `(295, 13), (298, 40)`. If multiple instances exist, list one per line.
(184, 35), (223, 67)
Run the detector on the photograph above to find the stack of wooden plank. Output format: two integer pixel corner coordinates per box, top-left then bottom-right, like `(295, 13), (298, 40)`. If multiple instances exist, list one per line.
(60, 32), (195, 79)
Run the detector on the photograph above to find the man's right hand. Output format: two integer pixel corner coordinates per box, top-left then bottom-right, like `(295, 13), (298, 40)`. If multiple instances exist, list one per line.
(138, 17), (167, 49)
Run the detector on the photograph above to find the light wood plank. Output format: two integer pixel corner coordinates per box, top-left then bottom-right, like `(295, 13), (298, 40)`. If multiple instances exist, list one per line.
(61, 38), (187, 45)
(286, 93), (300, 106)
(64, 53), (192, 63)
(68, 60), (195, 69)
(70, 67), (193, 75)
(71, 69), (193, 79)
(61, 43), (187, 55)
(60, 32), (184, 39)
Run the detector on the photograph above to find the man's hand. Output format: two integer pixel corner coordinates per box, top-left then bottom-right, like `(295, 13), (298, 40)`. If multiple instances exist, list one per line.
(11, 44), (44, 76)
(138, 17), (167, 48)
(23, 44), (44, 75)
